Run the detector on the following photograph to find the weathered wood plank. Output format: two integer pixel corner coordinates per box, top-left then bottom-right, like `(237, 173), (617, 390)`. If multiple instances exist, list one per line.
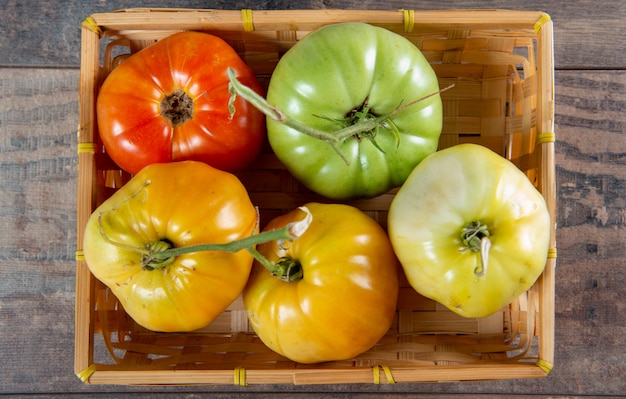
(0, 69), (77, 395)
(551, 70), (626, 395)
(0, 0), (624, 69)
(0, 69), (78, 265)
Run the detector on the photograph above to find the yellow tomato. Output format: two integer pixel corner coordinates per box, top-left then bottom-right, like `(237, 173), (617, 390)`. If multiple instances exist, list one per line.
(82, 161), (257, 332)
(243, 203), (399, 364)
(388, 144), (551, 318)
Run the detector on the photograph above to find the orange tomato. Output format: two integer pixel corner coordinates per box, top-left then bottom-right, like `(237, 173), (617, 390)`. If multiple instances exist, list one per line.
(243, 203), (399, 363)
(82, 161), (258, 332)
(97, 31), (265, 175)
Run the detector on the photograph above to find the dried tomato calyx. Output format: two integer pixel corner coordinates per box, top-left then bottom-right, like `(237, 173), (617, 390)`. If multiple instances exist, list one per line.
(161, 89), (194, 127)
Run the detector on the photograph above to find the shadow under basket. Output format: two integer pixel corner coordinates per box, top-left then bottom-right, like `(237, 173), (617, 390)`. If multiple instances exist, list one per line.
(75, 8), (557, 385)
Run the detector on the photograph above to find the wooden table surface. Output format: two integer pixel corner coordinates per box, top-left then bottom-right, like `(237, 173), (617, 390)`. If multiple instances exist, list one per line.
(1, 1), (624, 398)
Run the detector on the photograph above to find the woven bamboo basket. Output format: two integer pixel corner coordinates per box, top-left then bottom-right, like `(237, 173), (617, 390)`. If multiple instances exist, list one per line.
(75, 8), (557, 385)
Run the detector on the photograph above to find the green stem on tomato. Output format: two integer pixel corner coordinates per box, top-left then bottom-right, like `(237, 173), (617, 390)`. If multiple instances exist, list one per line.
(477, 235), (491, 278)
(227, 69), (350, 164)
(99, 205), (313, 272)
(227, 67), (454, 165)
(460, 221), (491, 277)
(149, 225), (289, 259)
(272, 257), (304, 283)
(149, 206), (311, 270)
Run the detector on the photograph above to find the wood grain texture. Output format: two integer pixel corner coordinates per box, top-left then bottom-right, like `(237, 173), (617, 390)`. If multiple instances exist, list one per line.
(552, 70), (626, 396)
(0, 68), (78, 393)
(0, 0), (624, 397)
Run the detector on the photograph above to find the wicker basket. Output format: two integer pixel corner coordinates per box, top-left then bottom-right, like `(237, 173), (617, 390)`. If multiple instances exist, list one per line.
(75, 8), (556, 385)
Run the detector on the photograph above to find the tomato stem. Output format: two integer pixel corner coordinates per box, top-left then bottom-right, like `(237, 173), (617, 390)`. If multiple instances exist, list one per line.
(142, 240), (176, 270)
(98, 202), (313, 271)
(460, 221), (491, 277)
(227, 69), (350, 163)
(227, 67), (453, 165)
(145, 206), (313, 270)
(312, 101), (402, 151)
(477, 236), (491, 278)
(273, 257), (304, 283)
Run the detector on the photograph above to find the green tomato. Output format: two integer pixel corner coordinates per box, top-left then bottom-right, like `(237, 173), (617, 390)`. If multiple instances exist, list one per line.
(388, 144), (551, 318)
(266, 22), (443, 200)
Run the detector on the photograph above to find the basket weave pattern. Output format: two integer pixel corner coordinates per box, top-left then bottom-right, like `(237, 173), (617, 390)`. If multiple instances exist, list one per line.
(76, 9), (556, 385)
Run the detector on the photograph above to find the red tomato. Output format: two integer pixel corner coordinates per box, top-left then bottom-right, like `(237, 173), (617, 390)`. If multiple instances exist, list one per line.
(96, 31), (266, 175)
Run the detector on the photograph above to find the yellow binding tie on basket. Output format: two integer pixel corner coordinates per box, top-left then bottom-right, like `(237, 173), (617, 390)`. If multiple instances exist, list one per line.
(536, 132), (555, 145)
(399, 9), (415, 33)
(234, 366), (248, 386)
(536, 359), (554, 374)
(547, 247), (557, 259)
(82, 16), (102, 36)
(75, 250), (85, 261)
(77, 364), (97, 382)
(77, 142), (97, 154)
(533, 13), (552, 34)
(241, 9), (254, 32)
(373, 364), (396, 384)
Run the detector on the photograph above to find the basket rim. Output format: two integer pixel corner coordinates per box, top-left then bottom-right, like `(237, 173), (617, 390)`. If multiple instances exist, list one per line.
(84, 8), (552, 36)
(75, 8), (556, 385)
